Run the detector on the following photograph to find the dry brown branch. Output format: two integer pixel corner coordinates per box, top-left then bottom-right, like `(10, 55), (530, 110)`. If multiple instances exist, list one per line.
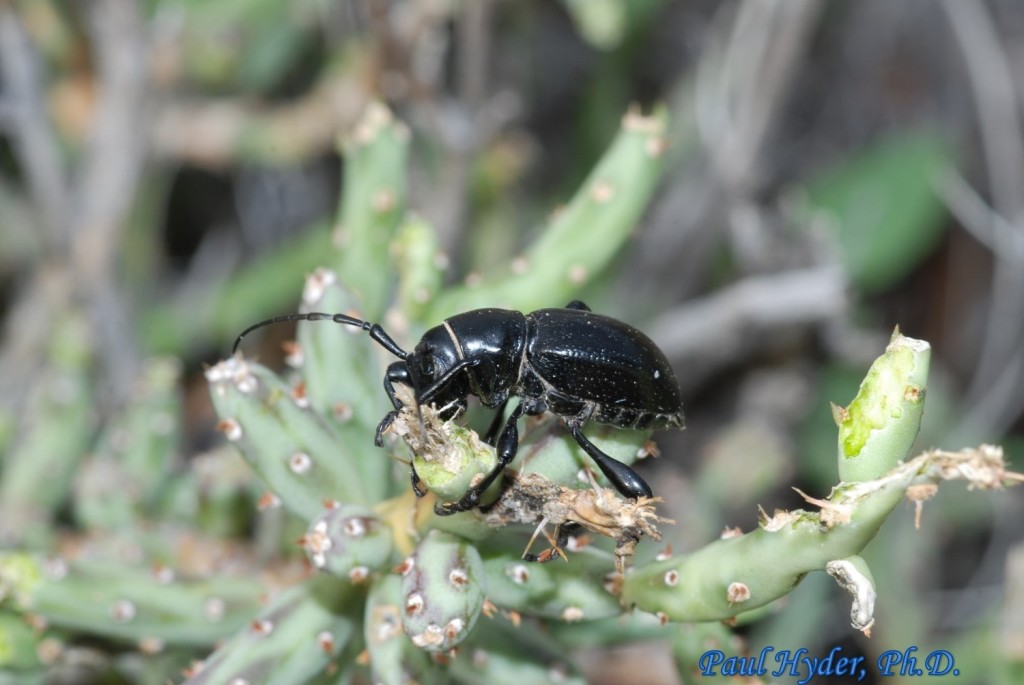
(153, 64), (371, 168)
(482, 471), (671, 575)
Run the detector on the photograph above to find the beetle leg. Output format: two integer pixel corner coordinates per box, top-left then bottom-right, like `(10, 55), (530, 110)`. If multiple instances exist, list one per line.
(523, 522), (580, 563)
(373, 414), (397, 447)
(375, 361), (411, 447)
(565, 300), (591, 311)
(565, 422), (653, 499)
(555, 521), (582, 547)
(382, 361), (411, 410)
(482, 398), (511, 446)
(435, 401), (526, 515)
(410, 466), (427, 497)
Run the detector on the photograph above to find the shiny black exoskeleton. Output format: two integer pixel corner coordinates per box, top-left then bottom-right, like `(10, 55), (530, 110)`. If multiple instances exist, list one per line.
(233, 301), (684, 514)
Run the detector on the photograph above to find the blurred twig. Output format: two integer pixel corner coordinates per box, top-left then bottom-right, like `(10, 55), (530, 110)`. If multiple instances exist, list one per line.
(421, 0), (494, 259)
(0, 5), (70, 415)
(939, 169), (1023, 259)
(153, 61), (370, 168)
(648, 264), (846, 392)
(0, 0), (151, 413)
(696, 0), (821, 193)
(406, 0), (521, 259)
(631, 0), (822, 298)
(68, 0), (150, 406)
(940, 0), (1024, 440)
(1002, 543), (1024, 661)
(0, 4), (68, 253)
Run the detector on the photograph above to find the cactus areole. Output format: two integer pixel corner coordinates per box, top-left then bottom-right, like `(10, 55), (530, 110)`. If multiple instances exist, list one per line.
(234, 300), (684, 515)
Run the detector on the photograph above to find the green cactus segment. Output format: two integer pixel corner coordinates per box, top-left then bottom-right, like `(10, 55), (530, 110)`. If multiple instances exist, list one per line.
(142, 223), (335, 356)
(517, 421), (651, 491)
(302, 504), (393, 579)
(622, 336), (937, 623)
(452, 646), (585, 685)
(74, 358), (183, 531)
(387, 384), (501, 507)
(296, 269), (392, 500)
(672, 621), (743, 682)
(0, 314), (94, 548)
(206, 357), (369, 517)
(4, 555), (262, 647)
(400, 531), (486, 652)
(482, 552), (621, 621)
(114, 358), (183, 505)
(0, 611), (42, 670)
(837, 332), (930, 482)
(392, 214), (446, 322)
(188, 448), (258, 538)
(619, 465), (919, 622)
(563, 0), (630, 49)
(449, 620), (586, 685)
(365, 573), (439, 685)
(0, 554), (44, 608)
(562, 0), (665, 51)
(181, 575), (357, 685)
(0, 412), (12, 461)
(364, 574), (407, 685)
(481, 556), (557, 609)
(429, 109), (670, 318)
(296, 268), (382, 430)
(408, 422), (499, 506)
(72, 457), (141, 533)
(546, 612), (668, 648)
(335, 101), (410, 321)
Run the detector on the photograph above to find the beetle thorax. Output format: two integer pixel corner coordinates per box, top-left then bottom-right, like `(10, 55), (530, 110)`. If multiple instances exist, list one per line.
(443, 309), (528, 407)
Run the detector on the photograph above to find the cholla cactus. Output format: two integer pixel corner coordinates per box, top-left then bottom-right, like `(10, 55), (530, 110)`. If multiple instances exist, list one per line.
(194, 105), (1019, 681)
(399, 531), (486, 652)
(0, 102), (1019, 685)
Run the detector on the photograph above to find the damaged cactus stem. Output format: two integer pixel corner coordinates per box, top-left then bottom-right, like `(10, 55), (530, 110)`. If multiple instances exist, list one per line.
(390, 386), (669, 573)
(389, 385), (500, 507)
(483, 471), (671, 576)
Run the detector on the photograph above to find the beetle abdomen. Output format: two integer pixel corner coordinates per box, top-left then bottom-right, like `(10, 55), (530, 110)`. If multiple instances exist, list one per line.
(525, 309), (684, 428)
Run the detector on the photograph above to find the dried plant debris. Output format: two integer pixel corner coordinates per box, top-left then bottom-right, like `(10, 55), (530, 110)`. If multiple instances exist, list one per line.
(790, 444), (1021, 531)
(389, 386), (485, 472)
(388, 385), (497, 503)
(482, 472), (672, 574)
(389, 386), (669, 572)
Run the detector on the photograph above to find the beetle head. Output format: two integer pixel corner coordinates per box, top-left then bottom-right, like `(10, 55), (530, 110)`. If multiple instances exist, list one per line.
(406, 327), (471, 414)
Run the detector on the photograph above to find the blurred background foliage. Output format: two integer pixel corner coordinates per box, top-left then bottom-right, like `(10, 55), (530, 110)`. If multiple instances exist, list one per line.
(1, 0), (1023, 683)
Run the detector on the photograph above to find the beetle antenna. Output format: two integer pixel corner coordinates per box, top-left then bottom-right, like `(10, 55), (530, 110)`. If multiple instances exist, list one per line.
(232, 312), (408, 359)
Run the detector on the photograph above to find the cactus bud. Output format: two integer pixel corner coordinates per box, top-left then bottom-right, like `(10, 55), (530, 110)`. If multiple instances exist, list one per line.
(401, 532), (485, 652)
(301, 504), (393, 578)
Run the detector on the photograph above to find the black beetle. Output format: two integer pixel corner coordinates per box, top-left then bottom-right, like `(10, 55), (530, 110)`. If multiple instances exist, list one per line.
(233, 300), (684, 514)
